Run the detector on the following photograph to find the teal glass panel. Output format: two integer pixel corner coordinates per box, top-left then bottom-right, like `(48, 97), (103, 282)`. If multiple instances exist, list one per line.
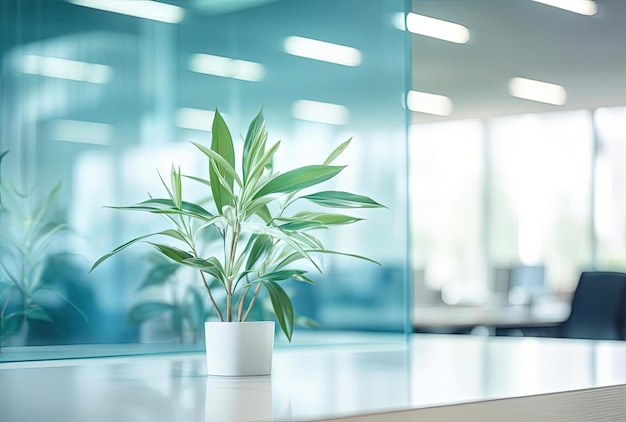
(0, 0), (410, 351)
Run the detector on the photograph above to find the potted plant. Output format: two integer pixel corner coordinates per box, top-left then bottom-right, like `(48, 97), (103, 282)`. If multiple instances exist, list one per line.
(91, 108), (384, 375)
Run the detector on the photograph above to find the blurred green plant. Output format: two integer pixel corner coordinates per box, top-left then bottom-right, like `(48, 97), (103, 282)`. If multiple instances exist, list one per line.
(91, 109), (384, 341)
(0, 150), (85, 344)
(128, 253), (209, 343)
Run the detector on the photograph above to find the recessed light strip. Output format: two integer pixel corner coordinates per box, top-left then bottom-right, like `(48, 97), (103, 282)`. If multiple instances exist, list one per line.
(406, 90), (453, 116)
(508, 77), (567, 105)
(532, 0), (598, 16)
(292, 100), (350, 125)
(405, 13), (470, 44)
(50, 119), (113, 145)
(18, 55), (113, 84)
(176, 108), (216, 132)
(189, 54), (265, 82)
(67, 0), (185, 24)
(284, 36), (362, 67)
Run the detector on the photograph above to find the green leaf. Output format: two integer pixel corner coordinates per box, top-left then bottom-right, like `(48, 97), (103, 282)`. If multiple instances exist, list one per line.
(263, 280), (294, 342)
(182, 174), (211, 188)
(191, 141), (243, 190)
(182, 257), (226, 285)
(245, 234), (273, 271)
(242, 108), (266, 184)
(278, 220), (325, 231)
(253, 165), (345, 200)
(209, 109), (235, 214)
(274, 251), (307, 270)
(242, 223), (321, 272)
(323, 137), (352, 165)
(255, 205), (272, 222)
(274, 248), (380, 270)
(25, 305), (53, 322)
(147, 243), (193, 264)
(291, 211), (363, 225)
(312, 249), (381, 265)
(128, 302), (174, 324)
(170, 164), (183, 209)
(245, 140), (280, 192)
(223, 205), (237, 228)
(301, 191), (385, 208)
(111, 198), (215, 221)
(288, 230), (324, 250)
(193, 216), (226, 238)
(293, 274), (317, 285)
(207, 158), (237, 209)
(243, 196), (274, 221)
(255, 269), (307, 283)
(90, 230), (187, 272)
(157, 170), (176, 204)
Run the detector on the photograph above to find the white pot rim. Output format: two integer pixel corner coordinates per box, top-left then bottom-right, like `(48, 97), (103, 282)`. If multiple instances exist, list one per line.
(204, 321), (274, 326)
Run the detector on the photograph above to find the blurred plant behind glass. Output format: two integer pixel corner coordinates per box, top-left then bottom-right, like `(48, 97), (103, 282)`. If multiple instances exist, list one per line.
(130, 252), (210, 344)
(0, 150), (88, 346)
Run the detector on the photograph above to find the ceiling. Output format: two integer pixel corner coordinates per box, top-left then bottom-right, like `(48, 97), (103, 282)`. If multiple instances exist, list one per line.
(410, 0), (626, 123)
(2, 0), (626, 131)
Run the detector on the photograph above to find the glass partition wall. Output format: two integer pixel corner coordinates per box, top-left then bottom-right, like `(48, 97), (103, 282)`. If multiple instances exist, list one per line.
(0, 0), (410, 354)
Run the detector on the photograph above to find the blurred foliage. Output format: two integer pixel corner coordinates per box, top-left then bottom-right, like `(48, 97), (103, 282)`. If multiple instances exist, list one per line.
(129, 253), (210, 343)
(0, 150), (85, 345)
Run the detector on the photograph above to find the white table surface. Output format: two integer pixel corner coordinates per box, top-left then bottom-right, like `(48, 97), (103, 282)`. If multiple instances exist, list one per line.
(1, 333), (626, 422)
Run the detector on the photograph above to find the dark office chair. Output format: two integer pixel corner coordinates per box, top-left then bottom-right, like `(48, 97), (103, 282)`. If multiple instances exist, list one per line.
(557, 271), (626, 341)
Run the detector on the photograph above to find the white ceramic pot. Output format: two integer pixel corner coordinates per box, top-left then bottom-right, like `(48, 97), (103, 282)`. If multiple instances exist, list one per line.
(204, 321), (275, 376)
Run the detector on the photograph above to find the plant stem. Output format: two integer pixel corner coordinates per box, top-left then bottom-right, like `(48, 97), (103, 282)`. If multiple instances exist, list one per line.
(243, 282), (262, 321)
(236, 286), (250, 322)
(189, 243), (223, 322)
(186, 224), (224, 323)
(226, 221), (241, 322)
(226, 283), (232, 322)
(198, 270), (223, 322)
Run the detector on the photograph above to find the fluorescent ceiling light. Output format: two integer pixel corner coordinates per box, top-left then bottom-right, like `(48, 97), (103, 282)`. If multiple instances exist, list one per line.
(508, 77), (567, 105)
(18, 55), (112, 84)
(532, 0), (598, 16)
(50, 119), (113, 145)
(176, 108), (216, 132)
(405, 13), (470, 44)
(68, 0), (184, 23)
(284, 36), (362, 67)
(406, 90), (453, 116)
(292, 100), (349, 125)
(189, 54), (265, 82)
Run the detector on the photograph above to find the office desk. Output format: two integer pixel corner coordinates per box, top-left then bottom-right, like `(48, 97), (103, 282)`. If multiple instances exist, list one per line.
(1, 334), (625, 421)
(413, 302), (570, 333)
